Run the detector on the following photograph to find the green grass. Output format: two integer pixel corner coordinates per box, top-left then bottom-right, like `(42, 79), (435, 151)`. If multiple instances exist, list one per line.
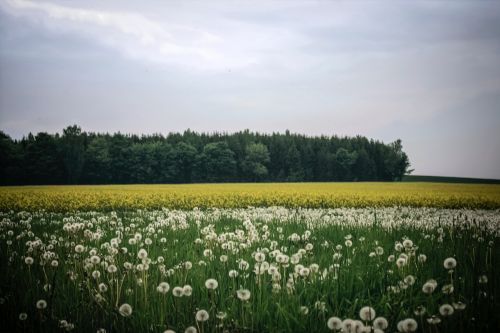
(1, 207), (498, 332)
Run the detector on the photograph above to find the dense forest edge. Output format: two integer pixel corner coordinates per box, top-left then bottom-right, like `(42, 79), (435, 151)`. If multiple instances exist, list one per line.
(0, 125), (411, 185)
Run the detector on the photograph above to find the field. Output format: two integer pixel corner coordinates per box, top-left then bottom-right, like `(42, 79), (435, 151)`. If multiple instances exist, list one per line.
(1, 184), (500, 333)
(1, 182), (500, 211)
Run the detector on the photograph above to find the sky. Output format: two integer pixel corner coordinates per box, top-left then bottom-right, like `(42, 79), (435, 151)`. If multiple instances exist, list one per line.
(1, 0), (500, 179)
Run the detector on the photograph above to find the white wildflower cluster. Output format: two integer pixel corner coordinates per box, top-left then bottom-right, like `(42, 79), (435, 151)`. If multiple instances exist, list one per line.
(0, 207), (497, 332)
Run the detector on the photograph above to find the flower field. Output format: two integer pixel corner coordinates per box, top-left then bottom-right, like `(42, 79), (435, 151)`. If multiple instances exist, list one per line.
(1, 206), (499, 332)
(1, 182), (500, 211)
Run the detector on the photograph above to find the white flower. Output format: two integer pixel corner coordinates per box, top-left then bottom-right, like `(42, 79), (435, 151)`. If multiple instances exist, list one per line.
(402, 239), (413, 248)
(300, 306), (309, 315)
(137, 249), (148, 259)
(422, 279), (437, 294)
(341, 319), (354, 332)
(157, 282), (170, 294)
(229, 270), (239, 278)
(24, 257), (34, 265)
(205, 278), (218, 290)
(90, 255), (101, 265)
(75, 245), (85, 253)
(426, 316), (441, 324)
(107, 265), (117, 273)
(182, 285), (192, 296)
(373, 317), (388, 330)
(36, 299), (47, 309)
(452, 301), (466, 310)
(398, 318), (418, 332)
(441, 284), (454, 294)
(236, 288), (251, 301)
(118, 303), (133, 317)
(254, 252), (266, 262)
(92, 270), (101, 279)
(359, 306), (376, 321)
(195, 309), (209, 322)
(184, 327), (197, 333)
(327, 317), (342, 330)
(439, 304), (454, 316)
(443, 257), (457, 269)
(396, 257), (407, 268)
(19, 313), (28, 321)
(172, 286), (184, 297)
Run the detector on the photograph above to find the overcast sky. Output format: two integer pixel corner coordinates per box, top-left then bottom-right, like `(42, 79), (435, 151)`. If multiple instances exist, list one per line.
(1, 0), (500, 178)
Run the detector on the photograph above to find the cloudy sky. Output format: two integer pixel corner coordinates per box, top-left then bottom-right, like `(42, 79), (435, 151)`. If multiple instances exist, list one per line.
(1, 0), (499, 178)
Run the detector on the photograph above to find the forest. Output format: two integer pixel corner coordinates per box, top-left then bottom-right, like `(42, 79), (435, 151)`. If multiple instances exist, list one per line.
(0, 125), (411, 185)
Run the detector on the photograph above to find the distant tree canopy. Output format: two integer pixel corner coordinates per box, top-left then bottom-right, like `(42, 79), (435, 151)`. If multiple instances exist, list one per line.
(0, 126), (412, 185)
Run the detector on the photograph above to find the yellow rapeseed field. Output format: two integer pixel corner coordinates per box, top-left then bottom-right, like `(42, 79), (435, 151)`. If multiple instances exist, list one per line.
(1, 182), (500, 211)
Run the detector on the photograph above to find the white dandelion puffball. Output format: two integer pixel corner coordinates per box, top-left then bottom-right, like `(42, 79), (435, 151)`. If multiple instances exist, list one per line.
(90, 255), (101, 264)
(479, 275), (488, 284)
(439, 304), (454, 316)
(118, 303), (133, 317)
(137, 249), (148, 259)
(205, 278), (218, 290)
(359, 306), (376, 321)
(107, 265), (117, 273)
(157, 282), (170, 294)
(182, 285), (192, 296)
(75, 245), (85, 253)
(254, 252), (266, 262)
(195, 310), (209, 322)
(453, 301), (466, 310)
(172, 286), (184, 297)
(236, 288), (251, 301)
(418, 254), (427, 263)
(401, 318), (418, 332)
(402, 239), (413, 248)
(19, 313), (28, 321)
(164, 330), (176, 333)
(373, 317), (388, 330)
(327, 317), (342, 330)
(422, 279), (437, 294)
(184, 327), (197, 333)
(443, 257), (457, 270)
(36, 299), (47, 309)
(24, 257), (34, 265)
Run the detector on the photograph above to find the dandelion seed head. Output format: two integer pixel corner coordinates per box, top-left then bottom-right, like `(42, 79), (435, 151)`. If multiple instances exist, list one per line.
(359, 306), (376, 321)
(36, 299), (47, 309)
(195, 309), (209, 322)
(327, 316), (342, 330)
(443, 257), (457, 270)
(205, 278), (218, 290)
(118, 303), (132, 317)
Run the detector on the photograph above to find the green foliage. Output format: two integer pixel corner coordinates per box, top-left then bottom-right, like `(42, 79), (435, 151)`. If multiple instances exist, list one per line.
(242, 143), (270, 181)
(0, 126), (413, 184)
(0, 208), (498, 332)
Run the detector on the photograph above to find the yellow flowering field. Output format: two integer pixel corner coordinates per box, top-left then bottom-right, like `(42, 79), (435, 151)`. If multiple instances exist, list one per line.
(1, 182), (499, 211)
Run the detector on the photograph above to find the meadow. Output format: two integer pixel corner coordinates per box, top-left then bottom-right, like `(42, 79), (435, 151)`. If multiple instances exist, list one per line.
(1, 182), (500, 211)
(1, 184), (500, 333)
(1, 206), (499, 333)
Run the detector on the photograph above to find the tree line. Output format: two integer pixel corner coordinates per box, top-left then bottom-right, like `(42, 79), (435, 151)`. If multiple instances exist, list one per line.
(0, 125), (412, 185)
